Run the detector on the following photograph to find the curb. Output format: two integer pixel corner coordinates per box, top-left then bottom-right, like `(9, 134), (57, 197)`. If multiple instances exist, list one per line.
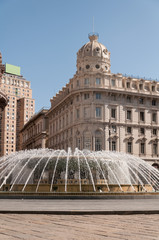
(0, 210), (159, 215)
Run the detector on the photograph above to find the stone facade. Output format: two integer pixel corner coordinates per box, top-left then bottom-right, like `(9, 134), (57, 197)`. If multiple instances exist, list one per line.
(46, 34), (159, 165)
(21, 108), (49, 149)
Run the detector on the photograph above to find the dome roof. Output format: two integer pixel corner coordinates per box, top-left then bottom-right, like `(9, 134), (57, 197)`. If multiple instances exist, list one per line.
(76, 33), (111, 73)
(77, 33), (109, 59)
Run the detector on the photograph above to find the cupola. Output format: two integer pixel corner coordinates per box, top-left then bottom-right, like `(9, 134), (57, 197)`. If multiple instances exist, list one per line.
(76, 33), (111, 74)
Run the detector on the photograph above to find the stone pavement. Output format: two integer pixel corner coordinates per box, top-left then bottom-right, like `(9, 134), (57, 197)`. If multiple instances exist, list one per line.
(0, 199), (158, 214)
(0, 214), (159, 240)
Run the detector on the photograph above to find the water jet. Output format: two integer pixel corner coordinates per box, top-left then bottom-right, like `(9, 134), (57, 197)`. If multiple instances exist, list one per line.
(0, 148), (158, 197)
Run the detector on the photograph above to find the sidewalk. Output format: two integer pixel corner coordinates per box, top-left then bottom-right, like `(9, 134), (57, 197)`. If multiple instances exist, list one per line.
(0, 199), (159, 214)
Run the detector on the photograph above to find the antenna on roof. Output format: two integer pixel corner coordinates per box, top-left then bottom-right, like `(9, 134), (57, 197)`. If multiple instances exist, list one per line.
(88, 17), (99, 40)
(93, 16), (94, 33)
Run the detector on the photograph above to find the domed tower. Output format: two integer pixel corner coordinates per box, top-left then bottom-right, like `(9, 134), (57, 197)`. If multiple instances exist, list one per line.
(76, 33), (111, 74)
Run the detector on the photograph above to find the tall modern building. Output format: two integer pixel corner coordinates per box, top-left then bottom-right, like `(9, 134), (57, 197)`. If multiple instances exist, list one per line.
(44, 33), (159, 165)
(0, 54), (35, 156)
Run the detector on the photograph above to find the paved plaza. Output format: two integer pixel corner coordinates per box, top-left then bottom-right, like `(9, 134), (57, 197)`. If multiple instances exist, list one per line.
(0, 214), (159, 240)
(0, 199), (158, 239)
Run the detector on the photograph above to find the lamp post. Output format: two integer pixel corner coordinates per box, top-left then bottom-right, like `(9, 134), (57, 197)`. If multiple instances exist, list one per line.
(109, 120), (111, 151)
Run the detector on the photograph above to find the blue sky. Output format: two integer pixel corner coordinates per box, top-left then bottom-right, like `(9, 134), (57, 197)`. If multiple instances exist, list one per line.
(0, 0), (159, 111)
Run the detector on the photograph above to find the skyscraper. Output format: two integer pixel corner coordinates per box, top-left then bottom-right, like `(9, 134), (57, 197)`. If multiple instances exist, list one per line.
(0, 56), (35, 156)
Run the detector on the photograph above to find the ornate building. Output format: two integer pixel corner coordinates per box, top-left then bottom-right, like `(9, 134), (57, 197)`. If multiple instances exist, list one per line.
(21, 108), (48, 150)
(46, 33), (159, 165)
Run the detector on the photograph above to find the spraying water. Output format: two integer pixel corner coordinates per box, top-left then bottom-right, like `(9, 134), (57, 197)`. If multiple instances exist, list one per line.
(0, 148), (158, 193)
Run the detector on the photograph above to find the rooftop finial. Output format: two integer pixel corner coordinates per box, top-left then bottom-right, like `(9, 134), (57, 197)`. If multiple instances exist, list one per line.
(88, 32), (99, 42)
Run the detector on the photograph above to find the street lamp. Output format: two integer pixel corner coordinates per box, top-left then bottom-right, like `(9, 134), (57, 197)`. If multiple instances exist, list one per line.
(109, 120), (111, 151)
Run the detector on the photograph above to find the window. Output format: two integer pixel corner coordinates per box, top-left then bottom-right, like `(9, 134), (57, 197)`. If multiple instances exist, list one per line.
(96, 64), (100, 69)
(141, 143), (145, 154)
(84, 107), (90, 118)
(95, 137), (102, 151)
(111, 125), (116, 133)
(127, 96), (131, 103)
(84, 131), (91, 150)
(76, 109), (80, 119)
(96, 93), (101, 99)
(95, 131), (102, 151)
(7, 78), (10, 84)
(127, 142), (132, 153)
(96, 78), (101, 85)
(126, 82), (130, 88)
(84, 93), (89, 100)
(76, 138), (81, 149)
(86, 65), (90, 69)
(140, 128), (145, 135)
(152, 112), (157, 122)
(127, 127), (132, 134)
(111, 94), (116, 101)
(152, 99), (156, 106)
(139, 84), (143, 90)
(139, 98), (144, 104)
(112, 141), (116, 151)
(152, 86), (155, 92)
(76, 95), (79, 102)
(111, 109), (116, 118)
(76, 80), (79, 87)
(15, 88), (18, 95)
(96, 107), (101, 117)
(153, 143), (157, 155)
(84, 78), (89, 85)
(111, 79), (115, 86)
(127, 110), (132, 120)
(153, 129), (157, 135)
(140, 111), (145, 121)
(25, 82), (29, 88)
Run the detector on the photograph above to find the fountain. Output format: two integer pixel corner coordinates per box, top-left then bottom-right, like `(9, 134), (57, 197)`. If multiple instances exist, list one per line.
(0, 148), (158, 195)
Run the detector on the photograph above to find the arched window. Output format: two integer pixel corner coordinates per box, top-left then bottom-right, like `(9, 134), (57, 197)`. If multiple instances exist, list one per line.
(83, 131), (91, 150)
(95, 130), (102, 151)
(76, 138), (81, 150)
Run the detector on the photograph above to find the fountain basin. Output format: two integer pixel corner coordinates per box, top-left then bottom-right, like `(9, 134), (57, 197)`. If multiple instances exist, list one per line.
(0, 148), (158, 193)
(2, 183), (153, 193)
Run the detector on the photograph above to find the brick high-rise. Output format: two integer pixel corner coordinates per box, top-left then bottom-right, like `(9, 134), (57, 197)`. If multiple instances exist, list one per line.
(0, 53), (35, 156)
